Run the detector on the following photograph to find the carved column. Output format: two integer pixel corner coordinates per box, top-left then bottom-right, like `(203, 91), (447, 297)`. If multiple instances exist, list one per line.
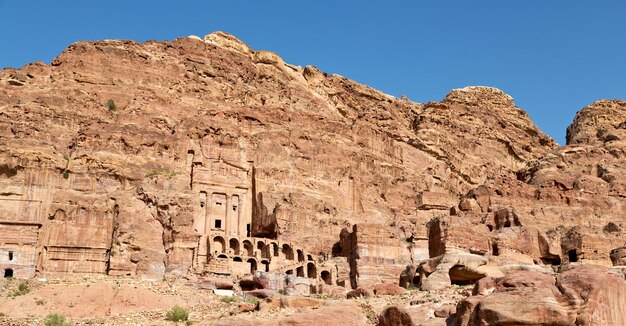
(204, 192), (212, 235)
(238, 193), (244, 236)
(225, 194), (231, 236)
(195, 192), (207, 234)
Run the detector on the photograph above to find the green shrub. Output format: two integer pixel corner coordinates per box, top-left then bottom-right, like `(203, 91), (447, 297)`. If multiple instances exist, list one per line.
(106, 99), (117, 111)
(62, 170), (70, 179)
(244, 297), (259, 305)
(219, 296), (237, 303)
(165, 305), (189, 322)
(35, 298), (46, 305)
(10, 281), (30, 297)
(43, 313), (71, 326)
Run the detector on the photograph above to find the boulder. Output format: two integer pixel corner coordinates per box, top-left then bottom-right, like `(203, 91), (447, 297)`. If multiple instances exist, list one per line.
(377, 306), (414, 326)
(450, 265), (626, 325)
(419, 253), (502, 290)
(371, 283), (407, 296)
(235, 303), (257, 314)
(377, 305), (444, 326)
(346, 287), (373, 299)
(434, 304), (456, 318)
(319, 284), (348, 296)
(471, 277), (496, 296)
(610, 246), (626, 266)
(215, 280), (235, 290)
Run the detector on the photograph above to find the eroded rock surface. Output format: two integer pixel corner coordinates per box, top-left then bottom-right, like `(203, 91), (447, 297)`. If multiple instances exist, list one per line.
(0, 31), (625, 325)
(451, 265), (626, 326)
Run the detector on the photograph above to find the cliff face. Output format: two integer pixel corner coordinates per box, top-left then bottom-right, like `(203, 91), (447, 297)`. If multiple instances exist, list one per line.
(0, 32), (622, 289)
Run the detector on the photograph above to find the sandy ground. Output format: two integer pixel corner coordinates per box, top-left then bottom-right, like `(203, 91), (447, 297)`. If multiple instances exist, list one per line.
(0, 276), (470, 325)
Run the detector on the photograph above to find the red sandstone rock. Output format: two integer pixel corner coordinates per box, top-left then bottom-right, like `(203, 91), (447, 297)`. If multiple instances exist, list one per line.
(372, 283), (407, 296)
(610, 247), (626, 266)
(279, 304), (366, 325)
(1, 31), (626, 323)
(0, 33), (560, 286)
(434, 304), (456, 318)
(419, 253), (502, 290)
(451, 265), (626, 326)
(377, 306), (415, 326)
(246, 289), (274, 299)
(219, 303), (366, 326)
(378, 305), (445, 326)
(346, 287), (373, 299)
(471, 277), (496, 296)
(260, 296), (324, 310)
(235, 302), (258, 313)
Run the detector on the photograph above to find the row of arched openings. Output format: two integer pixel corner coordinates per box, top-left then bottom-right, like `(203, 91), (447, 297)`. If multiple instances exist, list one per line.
(211, 236), (309, 262)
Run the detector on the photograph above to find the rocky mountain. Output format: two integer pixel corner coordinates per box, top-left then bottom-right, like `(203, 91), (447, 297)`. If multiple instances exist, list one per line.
(0, 32), (624, 325)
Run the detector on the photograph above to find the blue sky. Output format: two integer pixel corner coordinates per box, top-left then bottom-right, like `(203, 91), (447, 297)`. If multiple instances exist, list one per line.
(1, 1), (625, 144)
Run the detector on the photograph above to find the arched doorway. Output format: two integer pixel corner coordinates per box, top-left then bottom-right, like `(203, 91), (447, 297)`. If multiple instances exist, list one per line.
(261, 260), (270, 272)
(297, 249), (304, 262)
(247, 258), (257, 274)
(307, 262), (317, 279)
(229, 238), (240, 255)
(243, 240), (254, 256)
(212, 236), (226, 254)
(296, 266), (304, 277)
(321, 270), (332, 285)
(282, 244), (294, 260)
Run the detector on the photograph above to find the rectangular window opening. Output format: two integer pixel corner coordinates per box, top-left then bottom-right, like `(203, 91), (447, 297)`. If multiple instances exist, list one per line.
(214, 219), (222, 229)
(8, 251), (13, 261)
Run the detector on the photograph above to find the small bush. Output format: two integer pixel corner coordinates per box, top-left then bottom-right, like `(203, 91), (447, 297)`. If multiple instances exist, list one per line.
(10, 281), (30, 297)
(36, 298), (46, 305)
(165, 305), (189, 322)
(62, 170), (70, 179)
(220, 296), (237, 303)
(44, 313), (71, 326)
(18, 282), (28, 292)
(106, 99), (117, 111)
(244, 297), (259, 305)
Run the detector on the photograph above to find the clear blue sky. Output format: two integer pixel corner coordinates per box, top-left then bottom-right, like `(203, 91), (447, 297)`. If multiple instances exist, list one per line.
(1, 1), (625, 144)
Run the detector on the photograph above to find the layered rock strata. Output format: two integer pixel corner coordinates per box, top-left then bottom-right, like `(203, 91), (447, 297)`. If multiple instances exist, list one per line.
(0, 32), (624, 310)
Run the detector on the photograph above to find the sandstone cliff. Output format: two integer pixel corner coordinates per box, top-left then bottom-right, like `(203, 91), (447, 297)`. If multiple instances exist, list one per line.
(0, 32), (623, 294)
